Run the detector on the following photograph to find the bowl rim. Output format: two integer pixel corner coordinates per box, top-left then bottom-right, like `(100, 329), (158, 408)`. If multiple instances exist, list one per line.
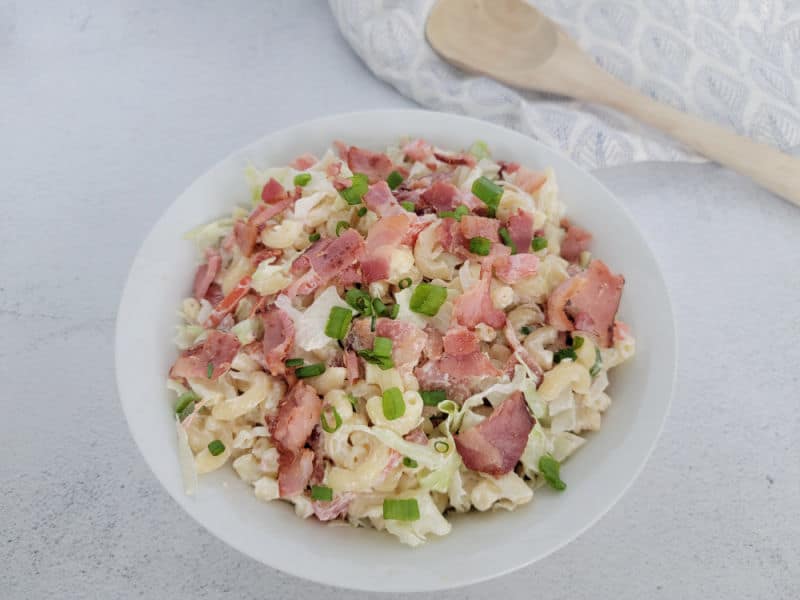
(115, 108), (676, 592)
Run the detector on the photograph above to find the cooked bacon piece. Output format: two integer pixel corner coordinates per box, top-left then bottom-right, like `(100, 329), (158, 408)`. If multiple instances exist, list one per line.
(419, 181), (461, 213)
(513, 166), (547, 194)
(404, 428), (429, 445)
(433, 149), (476, 167)
(204, 275), (252, 328)
(247, 198), (293, 228)
(442, 325), (480, 356)
(437, 352), (502, 378)
(233, 221), (258, 257)
(242, 340), (268, 371)
(453, 265), (506, 329)
(402, 139), (437, 168)
(290, 153), (318, 170)
(193, 250), (221, 300)
(270, 381), (322, 454)
(278, 448), (314, 498)
(503, 322), (543, 383)
(203, 282), (224, 306)
(460, 215), (500, 243)
(493, 253), (539, 284)
(250, 247), (282, 267)
(346, 145), (395, 183)
(312, 492), (354, 521)
(546, 259), (624, 347)
(498, 160), (520, 176)
(454, 392), (534, 475)
(437, 217), (470, 257)
(422, 325), (444, 361)
(363, 180), (405, 217)
(360, 214), (410, 283)
(560, 220), (593, 263)
(169, 330), (240, 381)
(261, 177), (288, 204)
(345, 317), (374, 352)
(375, 318), (428, 372)
(261, 307), (294, 377)
(343, 350), (360, 383)
(287, 229), (365, 295)
(414, 360), (486, 403)
(506, 209), (534, 254)
(308, 425), (326, 485)
(613, 321), (631, 344)
(335, 263), (363, 288)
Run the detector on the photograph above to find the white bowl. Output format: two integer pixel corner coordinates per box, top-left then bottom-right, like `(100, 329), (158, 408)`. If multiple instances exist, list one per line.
(116, 109), (675, 593)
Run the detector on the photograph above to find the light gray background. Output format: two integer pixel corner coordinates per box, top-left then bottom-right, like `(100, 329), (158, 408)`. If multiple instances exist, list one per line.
(1, 1), (798, 598)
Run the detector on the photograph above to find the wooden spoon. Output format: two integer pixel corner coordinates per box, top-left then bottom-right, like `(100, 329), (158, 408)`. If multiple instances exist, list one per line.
(426, 0), (800, 207)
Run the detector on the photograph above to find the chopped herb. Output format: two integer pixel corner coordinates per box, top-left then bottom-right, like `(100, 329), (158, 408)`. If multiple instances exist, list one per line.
(468, 236), (492, 256)
(320, 405), (343, 433)
(538, 454), (566, 491)
(206, 362), (214, 379)
(383, 498), (420, 521)
(520, 326), (532, 335)
(386, 170), (404, 190)
(207, 440), (225, 456)
(357, 206), (368, 217)
(382, 387), (405, 420)
(311, 485), (333, 501)
(309, 232), (321, 242)
(294, 173), (312, 187)
(335, 220), (350, 236)
(572, 335), (585, 350)
(340, 173), (369, 205)
(398, 277), (412, 289)
(325, 306), (353, 340)
(402, 457), (418, 468)
(589, 347), (603, 377)
(295, 363), (326, 378)
(409, 283), (448, 316)
(174, 391), (199, 415)
(532, 236), (548, 251)
(284, 358), (304, 367)
(420, 390), (446, 406)
(471, 176), (503, 217)
(400, 201), (415, 212)
(553, 348), (578, 364)
(498, 226), (517, 254)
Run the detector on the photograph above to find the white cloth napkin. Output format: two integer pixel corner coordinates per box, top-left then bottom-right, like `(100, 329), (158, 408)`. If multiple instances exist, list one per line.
(329, 0), (800, 168)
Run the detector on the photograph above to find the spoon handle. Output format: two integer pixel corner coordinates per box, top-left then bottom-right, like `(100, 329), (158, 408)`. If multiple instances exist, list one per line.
(580, 74), (800, 207)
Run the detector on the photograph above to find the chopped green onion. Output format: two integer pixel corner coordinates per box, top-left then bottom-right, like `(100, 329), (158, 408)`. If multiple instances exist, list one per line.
(373, 336), (393, 358)
(520, 326), (532, 335)
(402, 457), (418, 468)
(382, 387), (405, 420)
(400, 201), (415, 212)
(589, 347), (603, 377)
(309, 232), (321, 242)
(335, 220), (350, 236)
(471, 176), (503, 217)
(538, 454), (566, 491)
(553, 348), (577, 364)
(206, 362), (214, 379)
(340, 173), (369, 205)
(386, 170), (404, 190)
(347, 393), (358, 409)
(284, 357), (304, 367)
(398, 277), (412, 289)
(468, 236), (492, 256)
(532, 236), (548, 251)
(420, 390), (446, 406)
(438, 205), (469, 221)
(175, 391), (199, 415)
(498, 227), (517, 254)
(295, 363), (326, 378)
(387, 304), (400, 319)
(383, 498), (420, 521)
(434, 440), (450, 453)
(325, 306), (353, 340)
(572, 335), (585, 349)
(207, 440), (225, 456)
(345, 288), (373, 314)
(372, 297), (386, 317)
(357, 349), (394, 370)
(409, 283), (448, 316)
(357, 206), (368, 217)
(294, 173), (312, 187)
(178, 400), (196, 422)
(311, 485), (333, 501)
(320, 405), (342, 433)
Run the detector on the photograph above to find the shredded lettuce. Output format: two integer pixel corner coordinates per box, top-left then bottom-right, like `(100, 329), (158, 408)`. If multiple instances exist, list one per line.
(276, 287), (352, 352)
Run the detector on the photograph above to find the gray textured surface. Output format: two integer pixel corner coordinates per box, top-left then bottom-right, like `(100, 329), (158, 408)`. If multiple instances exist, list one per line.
(1, 1), (798, 598)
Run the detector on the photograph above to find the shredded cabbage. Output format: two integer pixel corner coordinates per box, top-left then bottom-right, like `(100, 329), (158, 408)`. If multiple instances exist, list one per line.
(348, 425), (446, 470)
(175, 416), (197, 495)
(231, 317), (263, 345)
(183, 217), (234, 250)
(275, 287), (350, 352)
(174, 324), (205, 350)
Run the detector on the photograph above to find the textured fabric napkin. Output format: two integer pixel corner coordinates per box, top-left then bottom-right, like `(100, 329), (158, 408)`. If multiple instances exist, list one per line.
(329, 0), (800, 169)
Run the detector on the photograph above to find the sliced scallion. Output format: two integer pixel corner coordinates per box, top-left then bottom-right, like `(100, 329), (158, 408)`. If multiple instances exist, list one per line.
(357, 206), (368, 217)
(294, 173), (312, 187)
(572, 335), (585, 349)
(386, 170), (404, 190)
(382, 387), (405, 420)
(175, 391), (199, 415)
(398, 277), (412, 289)
(311, 485), (333, 501)
(532, 236), (548, 251)
(320, 405), (342, 433)
(295, 363), (326, 378)
(553, 348), (577, 364)
(589, 347), (603, 377)
(325, 306), (353, 340)
(402, 457), (418, 468)
(468, 236), (492, 256)
(284, 357), (304, 367)
(498, 226), (517, 254)
(345, 288), (372, 314)
(520, 326), (532, 335)
(400, 201), (415, 212)
(207, 440), (225, 456)
(340, 173), (369, 205)
(206, 362), (214, 379)
(434, 440), (450, 453)
(372, 336), (393, 358)
(382, 498), (420, 521)
(335, 220), (350, 236)
(409, 283), (448, 316)
(420, 390), (446, 406)
(387, 303), (399, 319)
(538, 454), (566, 491)
(309, 232), (321, 242)
(471, 176), (503, 217)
